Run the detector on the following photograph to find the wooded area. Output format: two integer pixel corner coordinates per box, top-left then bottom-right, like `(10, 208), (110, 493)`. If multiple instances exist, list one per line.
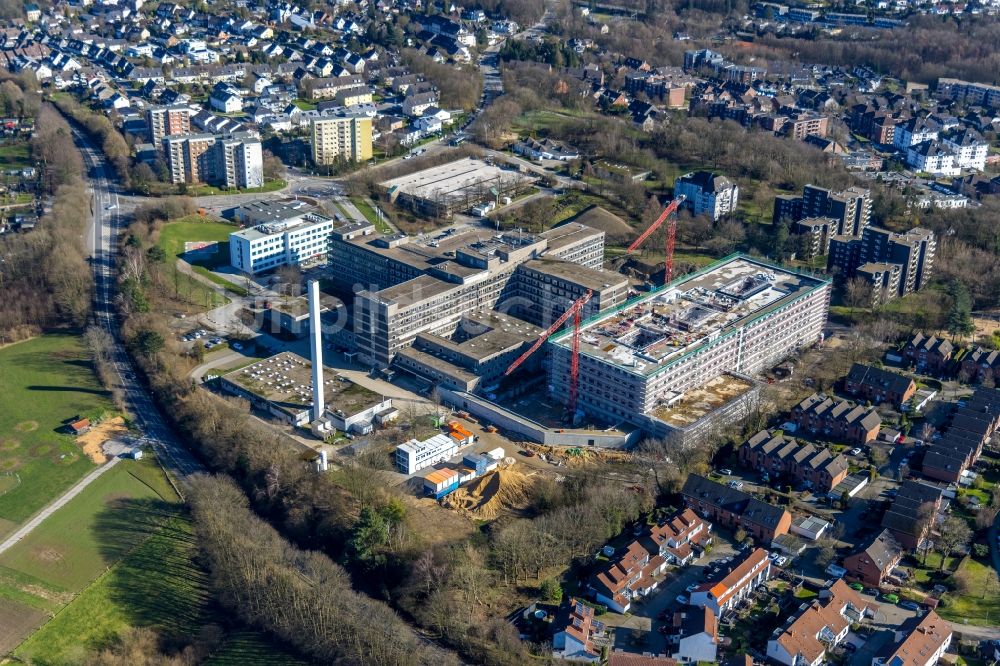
(0, 98), (92, 343)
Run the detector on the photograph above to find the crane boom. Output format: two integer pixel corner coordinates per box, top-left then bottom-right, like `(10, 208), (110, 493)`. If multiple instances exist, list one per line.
(626, 195), (685, 284)
(626, 196), (685, 253)
(503, 290), (593, 377)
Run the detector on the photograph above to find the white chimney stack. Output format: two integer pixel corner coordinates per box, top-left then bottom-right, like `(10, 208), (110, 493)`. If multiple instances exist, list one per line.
(308, 279), (325, 423)
(319, 449), (328, 472)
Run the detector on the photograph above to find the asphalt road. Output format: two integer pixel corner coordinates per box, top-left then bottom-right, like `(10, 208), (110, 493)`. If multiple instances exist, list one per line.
(72, 123), (204, 486)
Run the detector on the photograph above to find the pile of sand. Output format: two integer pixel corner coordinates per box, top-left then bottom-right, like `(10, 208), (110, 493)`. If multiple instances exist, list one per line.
(75, 416), (127, 464)
(442, 468), (533, 520)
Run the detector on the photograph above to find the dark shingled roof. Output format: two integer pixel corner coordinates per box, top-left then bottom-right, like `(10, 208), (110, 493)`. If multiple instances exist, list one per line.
(681, 474), (788, 528)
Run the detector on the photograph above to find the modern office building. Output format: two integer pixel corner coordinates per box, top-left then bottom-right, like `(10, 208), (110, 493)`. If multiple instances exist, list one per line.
(546, 255), (830, 435)
(311, 115), (373, 165)
(378, 157), (534, 219)
(229, 202), (335, 274)
(147, 104), (192, 144)
(163, 132), (262, 189)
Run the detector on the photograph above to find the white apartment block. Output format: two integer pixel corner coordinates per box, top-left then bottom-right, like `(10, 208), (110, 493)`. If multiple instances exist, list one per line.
(230, 211), (334, 274)
(893, 118), (939, 150)
(311, 115), (373, 165)
(942, 129), (988, 171)
(218, 136), (264, 189)
(548, 256), (830, 425)
(673, 171), (739, 221)
(906, 141), (960, 177)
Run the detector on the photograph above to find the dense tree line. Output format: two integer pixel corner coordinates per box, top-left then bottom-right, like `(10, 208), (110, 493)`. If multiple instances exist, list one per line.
(52, 94), (133, 189)
(0, 103), (92, 343)
(451, 0), (545, 27)
(756, 17), (1000, 85)
(400, 50), (483, 111)
(188, 475), (458, 666)
(0, 72), (40, 118)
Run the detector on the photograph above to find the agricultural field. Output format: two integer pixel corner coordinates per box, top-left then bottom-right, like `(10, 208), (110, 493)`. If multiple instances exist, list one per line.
(0, 335), (114, 535)
(0, 455), (175, 657)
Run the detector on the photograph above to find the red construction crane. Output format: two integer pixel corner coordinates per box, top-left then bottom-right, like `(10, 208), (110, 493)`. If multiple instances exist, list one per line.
(627, 195), (686, 285)
(504, 290), (593, 416)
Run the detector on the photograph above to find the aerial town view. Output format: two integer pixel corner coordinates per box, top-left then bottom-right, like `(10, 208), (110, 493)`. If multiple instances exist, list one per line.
(1, 0), (1000, 663)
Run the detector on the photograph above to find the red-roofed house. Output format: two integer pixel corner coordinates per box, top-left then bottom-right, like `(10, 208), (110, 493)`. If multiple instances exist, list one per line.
(766, 579), (870, 666)
(688, 548), (771, 617)
(552, 598), (606, 662)
(643, 508), (713, 566)
(873, 609), (952, 666)
(591, 540), (667, 613)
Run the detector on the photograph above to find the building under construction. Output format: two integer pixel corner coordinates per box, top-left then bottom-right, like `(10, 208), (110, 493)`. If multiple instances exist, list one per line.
(548, 255), (831, 443)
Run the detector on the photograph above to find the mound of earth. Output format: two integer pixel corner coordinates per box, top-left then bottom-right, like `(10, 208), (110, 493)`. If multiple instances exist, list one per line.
(441, 468), (533, 520)
(569, 205), (634, 243)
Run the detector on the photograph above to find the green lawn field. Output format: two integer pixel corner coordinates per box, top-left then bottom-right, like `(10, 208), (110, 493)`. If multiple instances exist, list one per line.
(0, 335), (113, 532)
(0, 457), (178, 592)
(156, 215), (248, 297)
(9, 456), (307, 665)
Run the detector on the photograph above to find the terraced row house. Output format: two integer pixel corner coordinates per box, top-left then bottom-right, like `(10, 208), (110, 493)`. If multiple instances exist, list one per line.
(739, 429), (850, 493)
(791, 393), (882, 445)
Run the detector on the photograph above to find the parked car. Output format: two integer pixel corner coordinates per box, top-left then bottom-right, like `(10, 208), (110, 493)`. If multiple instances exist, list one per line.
(849, 582), (864, 592)
(686, 583), (700, 593)
(775, 556), (788, 567)
(850, 447), (862, 455)
(728, 480), (744, 490)
(232, 342), (243, 351)
(719, 468), (733, 476)
(843, 643), (857, 653)
(882, 593), (900, 604)
(675, 594), (689, 605)
(899, 601), (921, 611)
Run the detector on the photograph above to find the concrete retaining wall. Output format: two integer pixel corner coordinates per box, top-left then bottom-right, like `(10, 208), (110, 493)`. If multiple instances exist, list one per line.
(439, 388), (640, 448)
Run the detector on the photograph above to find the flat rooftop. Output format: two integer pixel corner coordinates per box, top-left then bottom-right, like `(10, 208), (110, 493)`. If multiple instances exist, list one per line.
(420, 309), (542, 360)
(379, 157), (532, 203)
(340, 225), (542, 273)
(650, 373), (755, 426)
(221, 351), (383, 416)
(232, 212), (332, 243)
(553, 255), (829, 377)
(522, 258), (626, 292)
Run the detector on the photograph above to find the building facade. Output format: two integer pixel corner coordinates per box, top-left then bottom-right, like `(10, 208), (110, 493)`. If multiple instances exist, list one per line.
(673, 171), (740, 221)
(311, 115), (373, 164)
(230, 210), (334, 274)
(147, 104), (191, 144)
(163, 132), (262, 189)
(548, 256), (830, 425)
